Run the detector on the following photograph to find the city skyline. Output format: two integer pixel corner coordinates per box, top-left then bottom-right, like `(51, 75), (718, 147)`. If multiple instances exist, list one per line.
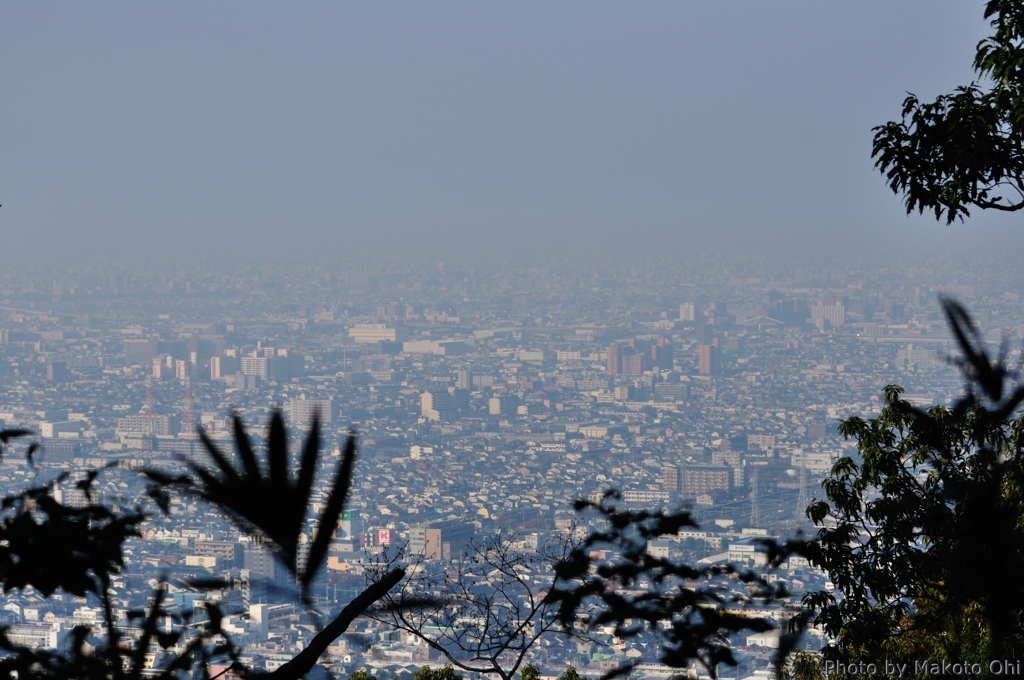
(4, 3), (1024, 677)
(0, 245), (1014, 675)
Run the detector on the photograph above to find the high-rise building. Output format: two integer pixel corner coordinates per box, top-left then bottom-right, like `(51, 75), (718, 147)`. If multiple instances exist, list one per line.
(409, 520), (476, 560)
(117, 414), (177, 436)
(488, 395), (520, 417)
(355, 354), (392, 372)
(242, 549), (291, 606)
(124, 336), (160, 367)
(239, 548), (272, 577)
(195, 541), (239, 566)
(606, 345), (622, 376)
(195, 335), (225, 361)
(711, 449), (745, 488)
(46, 362), (68, 383)
(210, 355), (240, 379)
(661, 464), (680, 493)
(276, 348), (306, 379)
(408, 526), (439, 560)
(422, 390), (456, 421)
(680, 466), (732, 498)
(287, 397), (334, 427)
(650, 338), (674, 370)
(241, 355), (272, 379)
(679, 302), (696, 321)
(455, 369), (471, 390)
(621, 354), (643, 376)
(348, 324), (398, 343)
(157, 338), (191, 361)
(451, 387), (469, 410)
(340, 510), (355, 539)
(236, 347), (300, 382)
(54, 482), (89, 509)
(698, 339), (721, 376)
(811, 302), (845, 328)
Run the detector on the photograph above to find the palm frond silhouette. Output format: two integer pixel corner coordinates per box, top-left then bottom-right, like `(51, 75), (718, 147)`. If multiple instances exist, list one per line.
(147, 410), (356, 591)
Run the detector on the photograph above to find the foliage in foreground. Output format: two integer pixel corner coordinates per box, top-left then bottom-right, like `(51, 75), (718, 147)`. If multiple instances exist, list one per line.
(0, 412), (403, 680)
(547, 494), (795, 678)
(800, 298), (1024, 668)
(542, 298), (1024, 678)
(4, 297), (1024, 679)
(873, 0), (1024, 223)
(412, 665), (463, 680)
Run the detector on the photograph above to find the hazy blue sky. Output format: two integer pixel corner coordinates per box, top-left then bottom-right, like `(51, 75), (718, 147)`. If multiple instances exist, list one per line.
(3, 2), (1022, 261)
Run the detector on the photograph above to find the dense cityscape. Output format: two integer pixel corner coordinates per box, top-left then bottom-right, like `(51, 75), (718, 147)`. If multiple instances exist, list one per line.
(0, 252), (1014, 678)
(8, 0), (1024, 676)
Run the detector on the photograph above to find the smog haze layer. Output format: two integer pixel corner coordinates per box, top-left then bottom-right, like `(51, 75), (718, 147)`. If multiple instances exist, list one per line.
(4, 2), (1022, 263)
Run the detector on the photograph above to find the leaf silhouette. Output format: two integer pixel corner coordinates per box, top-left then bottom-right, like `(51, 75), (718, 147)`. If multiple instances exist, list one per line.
(0, 428), (33, 462)
(303, 428), (356, 589)
(25, 443), (40, 467)
(149, 409), (356, 593)
(0, 429), (32, 444)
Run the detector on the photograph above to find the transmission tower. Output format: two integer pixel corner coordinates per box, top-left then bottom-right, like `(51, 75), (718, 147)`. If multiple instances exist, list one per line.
(748, 467), (761, 527)
(796, 465), (809, 521)
(180, 362), (196, 438)
(144, 363), (155, 410)
(142, 360), (157, 436)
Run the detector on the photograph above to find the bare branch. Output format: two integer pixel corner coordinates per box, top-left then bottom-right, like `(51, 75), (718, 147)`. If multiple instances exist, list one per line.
(367, 533), (588, 680)
(266, 567), (405, 680)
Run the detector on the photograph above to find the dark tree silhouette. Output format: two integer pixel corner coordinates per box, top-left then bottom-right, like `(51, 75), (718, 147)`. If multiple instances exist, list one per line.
(799, 297), (1024, 666)
(540, 297), (1024, 677)
(519, 663), (540, 680)
(559, 666), (588, 680)
(412, 665), (463, 680)
(0, 411), (403, 680)
(347, 669), (377, 680)
(873, 1), (1024, 223)
(546, 495), (795, 680)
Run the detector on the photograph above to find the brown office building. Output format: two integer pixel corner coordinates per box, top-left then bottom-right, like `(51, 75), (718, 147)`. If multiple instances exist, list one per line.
(680, 466), (732, 498)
